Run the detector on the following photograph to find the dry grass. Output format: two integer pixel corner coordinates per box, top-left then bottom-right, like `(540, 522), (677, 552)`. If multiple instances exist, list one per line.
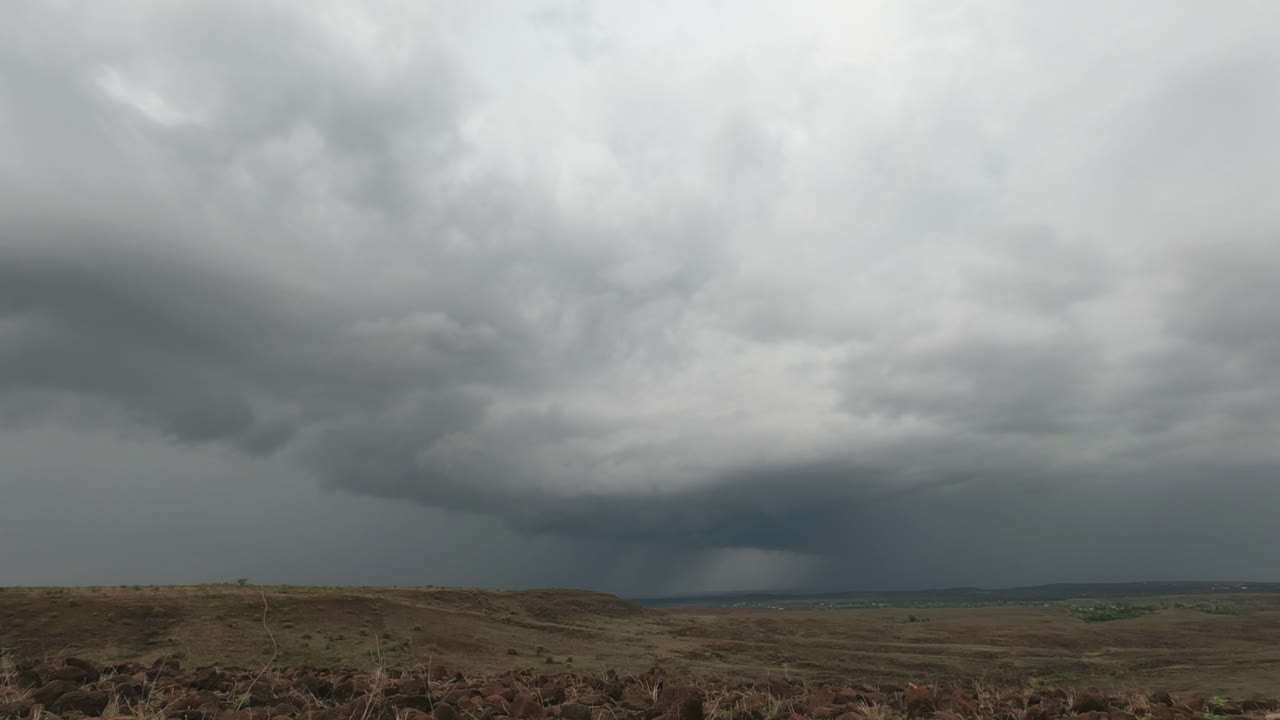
(2, 586), (1280, 696)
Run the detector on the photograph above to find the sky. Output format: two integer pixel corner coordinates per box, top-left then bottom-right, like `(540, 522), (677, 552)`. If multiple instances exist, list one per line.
(2, 1), (1280, 597)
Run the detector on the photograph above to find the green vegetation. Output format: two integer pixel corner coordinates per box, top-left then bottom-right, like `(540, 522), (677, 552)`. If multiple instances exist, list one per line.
(1069, 603), (1157, 622)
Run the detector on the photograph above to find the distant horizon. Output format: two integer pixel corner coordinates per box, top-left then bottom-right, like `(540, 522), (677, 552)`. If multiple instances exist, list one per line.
(4, 578), (1277, 599)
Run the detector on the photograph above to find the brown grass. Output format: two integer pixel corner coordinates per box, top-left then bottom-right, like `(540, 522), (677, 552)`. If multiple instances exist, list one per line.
(2, 585), (1279, 697)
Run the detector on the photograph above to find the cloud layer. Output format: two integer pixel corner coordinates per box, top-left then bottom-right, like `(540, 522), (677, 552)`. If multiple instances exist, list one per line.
(3, 1), (1280, 591)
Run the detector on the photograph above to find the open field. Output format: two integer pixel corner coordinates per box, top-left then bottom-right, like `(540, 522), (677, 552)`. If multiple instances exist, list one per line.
(3, 585), (1280, 698)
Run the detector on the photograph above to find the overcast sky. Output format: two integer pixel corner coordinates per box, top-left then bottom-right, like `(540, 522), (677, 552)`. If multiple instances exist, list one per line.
(3, 1), (1280, 596)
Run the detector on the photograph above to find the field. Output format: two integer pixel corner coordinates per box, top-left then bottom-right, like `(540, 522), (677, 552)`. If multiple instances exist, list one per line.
(4, 584), (1280, 702)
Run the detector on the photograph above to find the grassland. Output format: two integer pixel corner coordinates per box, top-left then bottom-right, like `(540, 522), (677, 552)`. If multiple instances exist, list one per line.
(3, 585), (1280, 697)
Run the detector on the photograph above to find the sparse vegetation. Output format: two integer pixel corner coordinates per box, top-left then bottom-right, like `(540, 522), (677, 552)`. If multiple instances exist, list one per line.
(1069, 602), (1157, 622)
(1, 584), (1278, 697)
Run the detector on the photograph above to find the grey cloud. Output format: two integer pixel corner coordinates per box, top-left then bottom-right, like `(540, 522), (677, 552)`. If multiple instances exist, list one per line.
(4, 2), (1280, 591)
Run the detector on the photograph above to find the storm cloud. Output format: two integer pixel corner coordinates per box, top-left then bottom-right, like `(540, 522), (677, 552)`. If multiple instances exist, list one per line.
(3, 1), (1280, 593)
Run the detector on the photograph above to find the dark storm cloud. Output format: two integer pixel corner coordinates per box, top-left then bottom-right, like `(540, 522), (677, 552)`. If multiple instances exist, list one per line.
(4, 1), (1280, 590)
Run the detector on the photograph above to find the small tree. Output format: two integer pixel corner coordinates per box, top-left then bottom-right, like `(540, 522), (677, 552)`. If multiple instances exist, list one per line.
(236, 578), (249, 587)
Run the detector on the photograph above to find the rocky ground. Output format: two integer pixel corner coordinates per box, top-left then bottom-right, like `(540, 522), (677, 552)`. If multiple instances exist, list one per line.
(3, 656), (1279, 720)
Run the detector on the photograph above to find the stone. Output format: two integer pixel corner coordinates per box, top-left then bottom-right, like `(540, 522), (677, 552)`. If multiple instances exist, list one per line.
(1071, 694), (1111, 714)
(33, 679), (82, 706)
(51, 689), (110, 716)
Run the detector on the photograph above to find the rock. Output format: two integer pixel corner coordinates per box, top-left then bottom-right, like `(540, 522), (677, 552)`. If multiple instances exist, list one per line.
(444, 689), (476, 705)
(512, 693), (546, 720)
(16, 667), (43, 689)
(541, 684), (567, 705)
(192, 667), (229, 692)
(110, 676), (146, 702)
(147, 657), (182, 681)
(298, 673), (334, 698)
(657, 686), (705, 720)
(51, 689), (110, 716)
(937, 689), (978, 716)
(1109, 708), (1137, 720)
(0, 701), (34, 719)
(400, 678), (428, 696)
(621, 686), (652, 710)
(64, 657), (101, 682)
(244, 683), (277, 707)
(562, 703), (594, 720)
(33, 679), (82, 705)
(49, 665), (95, 683)
(1071, 694), (1112, 714)
(435, 703), (461, 720)
(331, 680), (356, 702)
(1151, 693), (1173, 706)
(903, 687), (935, 715)
(1175, 697), (1205, 713)
(388, 695), (434, 713)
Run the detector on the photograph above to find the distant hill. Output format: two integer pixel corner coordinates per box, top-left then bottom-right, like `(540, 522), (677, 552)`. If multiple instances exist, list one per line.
(631, 580), (1280, 608)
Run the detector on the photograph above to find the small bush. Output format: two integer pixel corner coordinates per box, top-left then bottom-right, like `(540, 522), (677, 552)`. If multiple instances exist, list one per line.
(1069, 603), (1157, 622)
(506, 648), (519, 656)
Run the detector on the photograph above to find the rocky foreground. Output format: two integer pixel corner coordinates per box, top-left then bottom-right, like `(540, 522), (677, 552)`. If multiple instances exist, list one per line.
(3, 657), (1278, 720)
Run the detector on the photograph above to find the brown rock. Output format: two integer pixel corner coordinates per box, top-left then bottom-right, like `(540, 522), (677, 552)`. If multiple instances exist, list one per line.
(49, 666), (95, 684)
(1071, 694), (1112, 714)
(111, 676), (146, 702)
(658, 686), (705, 720)
(291, 673), (328, 698)
(435, 703), (461, 720)
(562, 703), (594, 720)
(192, 667), (230, 692)
(33, 679), (82, 706)
(388, 695), (434, 713)
(541, 684), (567, 705)
(444, 689), (476, 705)
(16, 668), (43, 689)
(65, 657), (101, 682)
(1175, 697), (1205, 713)
(1109, 708), (1137, 720)
(904, 687), (935, 715)
(512, 694), (547, 720)
(0, 701), (34, 719)
(51, 689), (110, 716)
(938, 689), (978, 716)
